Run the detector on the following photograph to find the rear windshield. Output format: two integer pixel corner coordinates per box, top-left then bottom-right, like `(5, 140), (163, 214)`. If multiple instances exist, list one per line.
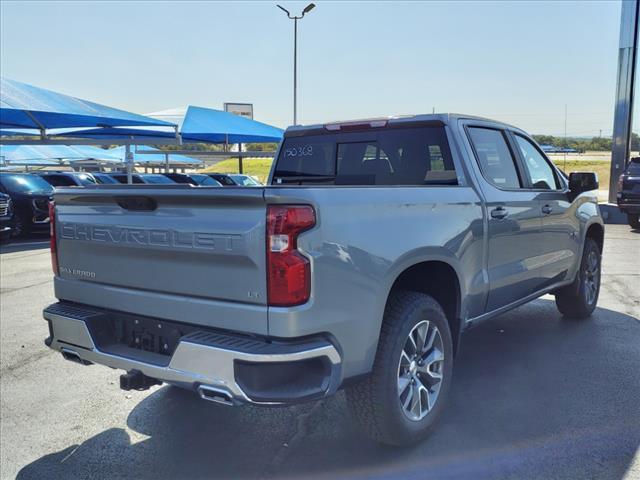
(272, 126), (457, 186)
(40, 175), (78, 187)
(627, 160), (640, 175)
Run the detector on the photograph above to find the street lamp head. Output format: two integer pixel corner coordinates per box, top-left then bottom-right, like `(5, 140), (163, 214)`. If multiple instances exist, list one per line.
(276, 4), (291, 17)
(302, 3), (315, 15)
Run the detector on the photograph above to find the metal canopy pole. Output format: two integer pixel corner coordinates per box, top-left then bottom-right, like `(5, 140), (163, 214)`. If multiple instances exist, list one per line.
(238, 143), (243, 174)
(165, 153), (169, 172)
(610, 0), (640, 203)
(125, 144), (134, 184)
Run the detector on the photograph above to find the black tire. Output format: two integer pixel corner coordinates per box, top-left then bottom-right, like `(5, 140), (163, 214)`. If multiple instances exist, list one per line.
(346, 291), (454, 446)
(555, 238), (601, 319)
(627, 213), (640, 229)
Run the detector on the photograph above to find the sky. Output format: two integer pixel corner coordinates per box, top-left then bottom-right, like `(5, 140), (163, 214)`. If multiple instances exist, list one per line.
(0, 0), (628, 136)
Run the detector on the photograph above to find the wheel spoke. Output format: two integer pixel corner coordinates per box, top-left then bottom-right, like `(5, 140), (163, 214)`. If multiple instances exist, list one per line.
(415, 322), (428, 354)
(423, 325), (437, 354)
(402, 384), (414, 410)
(416, 379), (431, 413)
(410, 382), (421, 417)
(400, 349), (411, 368)
(405, 333), (418, 357)
(398, 374), (411, 396)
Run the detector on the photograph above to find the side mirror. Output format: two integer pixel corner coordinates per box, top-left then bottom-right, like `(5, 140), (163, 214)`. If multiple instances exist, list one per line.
(569, 172), (599, 198)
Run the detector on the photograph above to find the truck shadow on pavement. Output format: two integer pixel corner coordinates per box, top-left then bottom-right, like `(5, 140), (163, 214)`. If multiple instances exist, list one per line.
(17, 299), (640, 480)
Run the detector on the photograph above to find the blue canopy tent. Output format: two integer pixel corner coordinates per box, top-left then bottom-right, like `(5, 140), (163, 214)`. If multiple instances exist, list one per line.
(180, 106), (283, 143)
(49, 105), (283, 143)
(0, 77), (180, 182)
(0, 77), (175, 133)
(48, 105), (283, 173)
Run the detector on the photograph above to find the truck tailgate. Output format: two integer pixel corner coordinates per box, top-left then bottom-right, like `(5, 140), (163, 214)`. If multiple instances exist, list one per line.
(53, 186), (268, 334)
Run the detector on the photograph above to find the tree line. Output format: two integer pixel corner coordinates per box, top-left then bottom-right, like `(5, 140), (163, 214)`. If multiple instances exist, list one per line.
(532, 133), (640, 153)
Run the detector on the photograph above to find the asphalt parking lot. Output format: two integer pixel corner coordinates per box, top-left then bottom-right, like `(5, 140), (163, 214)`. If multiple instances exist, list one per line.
(1, 226), (638, 480)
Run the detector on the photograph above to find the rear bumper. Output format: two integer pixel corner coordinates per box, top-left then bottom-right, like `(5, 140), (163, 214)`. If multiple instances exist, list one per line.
(43, 302), (342, 405)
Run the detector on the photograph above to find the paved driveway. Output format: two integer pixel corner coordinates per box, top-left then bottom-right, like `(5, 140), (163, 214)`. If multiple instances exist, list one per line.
(1, 226), (638, 480)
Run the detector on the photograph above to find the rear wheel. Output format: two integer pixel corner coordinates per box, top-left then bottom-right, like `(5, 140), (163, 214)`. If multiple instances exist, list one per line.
(346, 291), (453, 446)
(555, 238), (601, 319)
(627, 213), (640, 229)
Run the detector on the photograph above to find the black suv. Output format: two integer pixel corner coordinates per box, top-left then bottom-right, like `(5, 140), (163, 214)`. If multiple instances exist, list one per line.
(617, 157), (640, 228)
(0, 192), (14, 241)
(0, 173), (53, 236)
(33, 171), (97, 187)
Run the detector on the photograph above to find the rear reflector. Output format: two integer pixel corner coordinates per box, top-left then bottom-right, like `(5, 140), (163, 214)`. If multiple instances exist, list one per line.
(49, 201), (59, 275)
(266, 205), (315, 306)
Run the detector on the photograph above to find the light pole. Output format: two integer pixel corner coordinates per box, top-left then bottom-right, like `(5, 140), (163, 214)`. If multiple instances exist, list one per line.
(276, 3), (315, 125)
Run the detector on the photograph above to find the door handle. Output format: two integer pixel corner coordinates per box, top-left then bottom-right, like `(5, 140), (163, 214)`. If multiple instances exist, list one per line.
(542, 204), (553, 215)
(490, 206), (509, 219)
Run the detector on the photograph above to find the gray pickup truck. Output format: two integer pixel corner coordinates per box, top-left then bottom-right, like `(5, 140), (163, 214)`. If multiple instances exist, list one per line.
(43, 114), (604, 445)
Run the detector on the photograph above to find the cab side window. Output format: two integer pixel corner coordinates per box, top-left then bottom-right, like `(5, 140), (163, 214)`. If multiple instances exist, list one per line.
(514, 135), (560, 190)
(468, 127), (522, 189)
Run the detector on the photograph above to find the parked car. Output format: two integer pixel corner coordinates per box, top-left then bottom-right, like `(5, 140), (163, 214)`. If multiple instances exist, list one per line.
(92, 172), (121, 185)
(203, 173), (238, 186)
(229, 174), (262, 186)
(0, 192), (14, 241)
(162, 173), (222, 186)
(33, 171), (97, 187)
(43, 114), (603, 446)
(109, 173), (177, 185)
(617, 157), (640, 228)
(0, 173), (53, 236)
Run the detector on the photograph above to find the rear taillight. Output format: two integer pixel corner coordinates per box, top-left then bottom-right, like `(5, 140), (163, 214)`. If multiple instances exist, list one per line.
(49, 201), (59, 275)
(617, 174), (625, 193)
(266, 205), (315, 306)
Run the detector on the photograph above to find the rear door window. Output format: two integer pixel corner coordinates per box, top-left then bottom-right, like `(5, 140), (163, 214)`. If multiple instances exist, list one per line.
(467, 127), (522, 189)
(273, 126), (456, 186)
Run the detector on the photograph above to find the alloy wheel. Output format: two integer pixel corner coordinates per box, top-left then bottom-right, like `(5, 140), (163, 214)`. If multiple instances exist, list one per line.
(397, 320), (445, 421)
(584, 250), (600, 305)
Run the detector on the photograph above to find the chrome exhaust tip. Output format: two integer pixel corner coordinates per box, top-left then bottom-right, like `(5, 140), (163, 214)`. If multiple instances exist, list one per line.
(197, 385), (235, 406)
(60, 347), (92, 365)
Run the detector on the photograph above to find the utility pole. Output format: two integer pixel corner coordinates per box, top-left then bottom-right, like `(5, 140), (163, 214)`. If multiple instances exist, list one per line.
(277, 3), (316, 125)
(610, 0), (639, 203)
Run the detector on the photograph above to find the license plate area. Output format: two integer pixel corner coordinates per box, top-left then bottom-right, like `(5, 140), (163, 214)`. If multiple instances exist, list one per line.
(86, 313), (193, 361)
(118, 316), (184, 356)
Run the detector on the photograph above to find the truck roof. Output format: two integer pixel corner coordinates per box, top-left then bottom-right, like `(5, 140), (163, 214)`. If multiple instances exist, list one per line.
(284, 113), (522, 137)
